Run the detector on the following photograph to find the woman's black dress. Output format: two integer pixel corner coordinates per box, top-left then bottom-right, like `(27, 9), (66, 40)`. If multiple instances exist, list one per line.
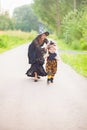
(26, 37), (47, 77)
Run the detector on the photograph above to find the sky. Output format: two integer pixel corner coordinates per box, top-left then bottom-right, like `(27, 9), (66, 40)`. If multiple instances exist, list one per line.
(0, 0), (33, 15)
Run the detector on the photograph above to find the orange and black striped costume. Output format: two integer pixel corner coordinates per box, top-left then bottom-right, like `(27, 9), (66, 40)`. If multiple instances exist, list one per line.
(46, 58), (57, 78)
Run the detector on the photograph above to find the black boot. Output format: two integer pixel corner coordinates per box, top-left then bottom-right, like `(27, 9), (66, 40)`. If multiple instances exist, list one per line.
(47, 79), (51, 84)
(50, 78), (53, 83)
(37, 76), (40, 79)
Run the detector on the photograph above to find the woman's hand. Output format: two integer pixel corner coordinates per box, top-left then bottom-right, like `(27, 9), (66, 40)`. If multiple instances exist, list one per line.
(45, 43), (50, 50)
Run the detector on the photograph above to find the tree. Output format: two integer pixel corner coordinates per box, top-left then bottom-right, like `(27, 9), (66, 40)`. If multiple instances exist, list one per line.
(33, 0), (87, 37)
(33, 0), (61, 34)
(13, 5), (40, 32)
(0, 12), (15, 30)
(33, 0), (76, 35)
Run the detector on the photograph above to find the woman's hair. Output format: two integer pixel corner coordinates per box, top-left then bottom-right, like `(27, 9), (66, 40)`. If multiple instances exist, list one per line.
(37, 36), (43, 44)
(37, 35), (49, 45)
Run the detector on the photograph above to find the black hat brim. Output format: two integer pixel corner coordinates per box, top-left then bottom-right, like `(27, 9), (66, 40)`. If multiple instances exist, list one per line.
(38, 31), (49, 36)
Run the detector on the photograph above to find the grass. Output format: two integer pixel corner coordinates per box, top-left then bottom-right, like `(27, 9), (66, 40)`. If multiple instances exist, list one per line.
(60, 53), (87, 77)
(53, 38), (87, 77)
(0, 30), (37, 53)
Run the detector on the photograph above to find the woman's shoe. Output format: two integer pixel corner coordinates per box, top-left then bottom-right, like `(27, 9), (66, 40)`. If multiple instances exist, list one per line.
(34, 72), (38, 82)
(34, 79), (38, 82)
(37, 76), (40, 79)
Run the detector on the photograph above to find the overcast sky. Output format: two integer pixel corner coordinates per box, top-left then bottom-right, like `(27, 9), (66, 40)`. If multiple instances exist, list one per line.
(0, 0), (33, 15)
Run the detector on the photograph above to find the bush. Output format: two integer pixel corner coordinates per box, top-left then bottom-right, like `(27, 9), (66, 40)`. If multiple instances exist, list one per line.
(0, 35), (9, 48)
(61, 9), (87, 50)
(71, 40), (80, 50)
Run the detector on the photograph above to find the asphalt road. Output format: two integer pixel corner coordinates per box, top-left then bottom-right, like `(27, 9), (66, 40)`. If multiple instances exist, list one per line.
(0, 44), (87, 130)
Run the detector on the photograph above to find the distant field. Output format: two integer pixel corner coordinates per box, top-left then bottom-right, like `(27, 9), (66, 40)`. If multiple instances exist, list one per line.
(0, 30), (37, 53)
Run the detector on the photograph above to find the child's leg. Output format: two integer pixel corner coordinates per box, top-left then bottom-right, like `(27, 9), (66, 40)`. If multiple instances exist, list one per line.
(47, 75), (51, 79)
(46, 60), (52, 77)
(46, 60), (52, 84)
(50, 75), (54, 83)
(51, 60), (57, 83)
(47, 70), (52, 84)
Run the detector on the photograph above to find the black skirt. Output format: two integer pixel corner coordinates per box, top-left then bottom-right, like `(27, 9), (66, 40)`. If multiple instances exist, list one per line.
(26, 63), (47, 77)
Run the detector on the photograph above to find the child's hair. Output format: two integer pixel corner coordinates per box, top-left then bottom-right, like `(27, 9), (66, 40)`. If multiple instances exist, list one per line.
(47, 41), (57, 53)
(50, 41), (55, 45)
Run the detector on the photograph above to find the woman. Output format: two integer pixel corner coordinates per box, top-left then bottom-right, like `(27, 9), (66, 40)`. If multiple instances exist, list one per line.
(26, 31), (49, 82)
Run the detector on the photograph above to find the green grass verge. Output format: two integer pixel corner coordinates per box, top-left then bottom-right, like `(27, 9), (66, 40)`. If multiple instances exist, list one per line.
(61, 53), (87, 77)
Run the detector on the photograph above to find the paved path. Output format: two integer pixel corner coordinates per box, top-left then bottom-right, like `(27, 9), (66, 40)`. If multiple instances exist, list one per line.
(0, 44), (87, 130)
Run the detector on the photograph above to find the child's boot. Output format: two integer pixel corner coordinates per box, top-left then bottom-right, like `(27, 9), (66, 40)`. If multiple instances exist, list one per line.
(47, 79), (50, 84)
(47, 75), (51, 84)
(50, 76), (54, 83)
(50, 78), (53, 83)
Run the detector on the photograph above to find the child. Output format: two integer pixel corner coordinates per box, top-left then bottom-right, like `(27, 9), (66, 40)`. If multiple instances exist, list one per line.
(45, 41), (59, 84)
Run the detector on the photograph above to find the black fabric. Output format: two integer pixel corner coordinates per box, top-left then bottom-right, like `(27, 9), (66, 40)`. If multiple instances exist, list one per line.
(48, 53), (57, 60)
(27, 36), (48, 77)
(35, 58), (44, 65)
(38, 31), (49, 37)
(26, 63), (47, 77)
(28, 38), (47, 64)
(28, 39), (36, 64)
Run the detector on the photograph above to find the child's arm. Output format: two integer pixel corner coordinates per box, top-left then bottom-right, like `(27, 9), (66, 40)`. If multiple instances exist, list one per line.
(44, 53), (49, 59)
(54, 52), (61, 61)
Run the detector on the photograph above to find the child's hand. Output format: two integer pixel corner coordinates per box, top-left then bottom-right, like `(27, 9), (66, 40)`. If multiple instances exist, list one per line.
(44, 53), (49, 59)
(55, 56), (58, 60)
(55, 56), (60, 61)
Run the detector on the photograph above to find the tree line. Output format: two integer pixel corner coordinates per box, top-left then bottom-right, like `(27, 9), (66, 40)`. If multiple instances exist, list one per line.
(0, 5), (40, 32)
